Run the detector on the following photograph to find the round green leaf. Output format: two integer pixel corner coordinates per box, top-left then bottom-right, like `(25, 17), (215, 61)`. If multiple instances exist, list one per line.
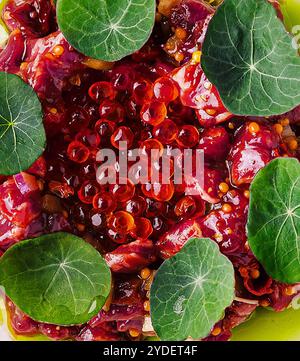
(150, 238), (235, 341)
(0, 232), (111, 325)
(202, 0), (300, 116)
(56, 0), (156, 62)
(248, 157), (300, 284)
(0, 72), (45, 175)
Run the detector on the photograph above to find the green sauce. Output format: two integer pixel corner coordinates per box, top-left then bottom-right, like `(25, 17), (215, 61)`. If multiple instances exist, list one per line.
(232, 307), (300, 341)
(280, 0), (300, 31)
(0, 0), (7, 26)
(0, 0), (8, 47)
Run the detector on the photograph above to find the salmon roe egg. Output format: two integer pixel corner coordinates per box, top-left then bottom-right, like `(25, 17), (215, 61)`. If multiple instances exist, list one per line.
(133, 79), (153, 105)
(260, 300), (270, 307)
(139, 139), (164, 157)
(88, 81), (115, 103)
(280, 118), (289, 126)
(248, 122), (260, 134)
(140, 267), (151, 279)
(75, 129), (100, 148)
(174, 52), (184, 62)
(288, 139), (298, 151)
(77, 181), (99, 204)
(285, 286), (295, 296)
(99, 99), (125, 123)
(128, 160), (151, 184)
(140, 100), (167, 126)
(145, 198), (166, 217)
(111, 126), (134, 149)
(250, 269), (260, 279)
(92, 193), (116, 213)
(211, 327), (222, 336)
(125, 196), (146, 216)
(109, 211), (135, 233)
(152, 156), (174, 180)
(129, 329), (140, 338)
(95, 119), (116, 142)
(64, 106), (90, 134)
(109, 179), (135, 202)
(176, 125), (200, 147)
(222, 203), (232, 213)
(175, 27), (187, 40)
(219, 182), (229, 193)
(143, 300), (151, 312)
(142, 182), (174, 202)
(205, 108), (217, 116)
(130, 217), (153, 239)
(52, 45), (64, 57)
(67, 141), (90, 163)
(153, 119), (178, 144)
(243, 190), (250, 198)
(273, 123), (283, 135)
(153, 77), (179, 103)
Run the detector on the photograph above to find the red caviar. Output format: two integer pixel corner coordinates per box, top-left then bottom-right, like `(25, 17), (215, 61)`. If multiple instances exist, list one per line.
(111, 126), (134, 149)
(109, 179), (135, 202)
(142, 182), (175, 202)
(75, 129), (100, 148)
(125, 196), (146, 216)
(92, 193), (116, 213)
(130, 217), (153, 239)
(176, 125), (200, 147)
(99, 99), (125, 123)
(64, 107), (90, 134)
(139, 139), (164, 157)
(153, 119), (178, 144)
(88, 81), (115, 103)
(67, 141), (90, 163)
(133, 79), (153, 105)
(95, 119), (116, 145)
(78, 181), (99, 204)
(153, 77), (179, 103)
(109, 211), (135, 233)
(140, 100), (167, 126)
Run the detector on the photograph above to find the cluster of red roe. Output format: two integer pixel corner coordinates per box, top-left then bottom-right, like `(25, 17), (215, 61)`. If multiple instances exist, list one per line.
(0, 0), (300, 341)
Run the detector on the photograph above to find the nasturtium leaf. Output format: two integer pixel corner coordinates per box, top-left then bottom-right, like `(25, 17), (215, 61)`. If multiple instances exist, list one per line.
(248, 157), (300, 284)
(201, 0), (300, 116)
(0, 72), (45, 175)
(56, 0), (156, 62)
(0, 232), (111, 325)
(150, 238), (235, 341)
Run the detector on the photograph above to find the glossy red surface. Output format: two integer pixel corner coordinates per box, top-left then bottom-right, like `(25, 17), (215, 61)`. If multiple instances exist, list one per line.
(0, 0), (300, 341)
